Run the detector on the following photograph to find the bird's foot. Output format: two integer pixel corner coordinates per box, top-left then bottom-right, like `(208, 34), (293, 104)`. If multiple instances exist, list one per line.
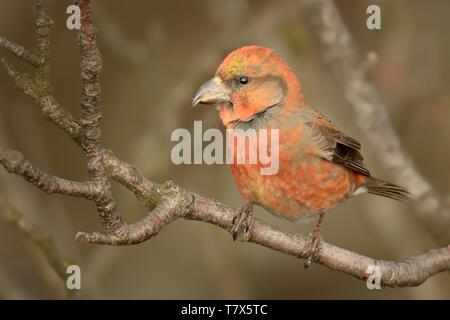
(231, 202), (253, 241)
(303, 229), (323, 268)
(302, 213), (325, 268)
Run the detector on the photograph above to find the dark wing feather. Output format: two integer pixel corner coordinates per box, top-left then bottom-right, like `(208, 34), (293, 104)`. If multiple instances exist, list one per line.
(304, 107), (371, 177)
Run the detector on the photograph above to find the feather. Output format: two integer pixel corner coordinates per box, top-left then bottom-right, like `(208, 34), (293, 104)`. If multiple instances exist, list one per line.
(365, 177), (411, 202)
(304, 106), (371, 177)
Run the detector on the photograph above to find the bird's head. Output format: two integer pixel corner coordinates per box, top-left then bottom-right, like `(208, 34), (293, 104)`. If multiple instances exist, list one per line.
(192, 45), (304, 127)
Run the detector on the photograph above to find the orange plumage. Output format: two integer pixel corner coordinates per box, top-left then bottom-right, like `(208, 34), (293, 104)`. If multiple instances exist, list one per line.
(193, 45), (409, 265)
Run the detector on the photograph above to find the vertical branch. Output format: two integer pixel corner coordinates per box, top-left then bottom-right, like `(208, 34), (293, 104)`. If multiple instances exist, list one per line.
(76, 0), (124, 234)
(35, 0), (51, 63)
(34, 0), (53, 94)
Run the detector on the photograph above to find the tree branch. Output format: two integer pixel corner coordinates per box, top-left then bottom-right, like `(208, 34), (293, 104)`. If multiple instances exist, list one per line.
(0, 203), (72, 284)
(0, 149), (97, 198)
(0, 0), (448, 288)
(75, 0), (124, 234)
(0, 37), (43, 67)
(82, 159), (450, 287)
(299, 0), (450, 243)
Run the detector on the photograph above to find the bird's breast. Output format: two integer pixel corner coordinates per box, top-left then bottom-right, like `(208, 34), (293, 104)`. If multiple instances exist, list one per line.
(229, 125), (356, 221)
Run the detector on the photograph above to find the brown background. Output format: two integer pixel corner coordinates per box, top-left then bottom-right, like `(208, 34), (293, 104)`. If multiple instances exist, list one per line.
(0, 0), (449, 299)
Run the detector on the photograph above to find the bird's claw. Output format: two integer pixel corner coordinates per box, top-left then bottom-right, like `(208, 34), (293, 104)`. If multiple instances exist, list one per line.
(231, 202), (253, 241)
(303, 229), (323, 268)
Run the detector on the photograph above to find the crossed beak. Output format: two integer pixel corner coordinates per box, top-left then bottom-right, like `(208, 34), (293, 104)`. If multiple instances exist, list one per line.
(192, 76), (232, 107)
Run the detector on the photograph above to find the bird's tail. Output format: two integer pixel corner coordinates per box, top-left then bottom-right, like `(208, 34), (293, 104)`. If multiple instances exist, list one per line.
(365, 177), (410, 202)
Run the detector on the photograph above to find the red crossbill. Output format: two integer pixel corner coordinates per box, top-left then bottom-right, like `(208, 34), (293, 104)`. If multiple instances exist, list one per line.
(193, 45), (409, 266)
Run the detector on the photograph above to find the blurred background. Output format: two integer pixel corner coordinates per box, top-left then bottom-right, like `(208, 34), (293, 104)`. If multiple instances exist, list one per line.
(0, 0), (449, 299)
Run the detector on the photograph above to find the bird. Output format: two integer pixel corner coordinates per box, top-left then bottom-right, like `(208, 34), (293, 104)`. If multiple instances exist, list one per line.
(192, 45), (409, 267)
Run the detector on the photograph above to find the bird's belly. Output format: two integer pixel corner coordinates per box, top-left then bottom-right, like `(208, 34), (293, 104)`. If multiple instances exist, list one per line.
(231, 156), (354, 221)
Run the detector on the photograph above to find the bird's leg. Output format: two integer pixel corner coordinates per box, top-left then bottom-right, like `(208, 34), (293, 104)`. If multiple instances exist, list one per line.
(303, 213), (325, 268)
(231, 202), (254, 241)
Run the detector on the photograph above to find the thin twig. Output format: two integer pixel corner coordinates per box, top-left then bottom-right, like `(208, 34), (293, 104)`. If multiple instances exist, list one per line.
(0, 37), (43, 67)
(0, 204), (71, 283)
(0, 149), (97, 198)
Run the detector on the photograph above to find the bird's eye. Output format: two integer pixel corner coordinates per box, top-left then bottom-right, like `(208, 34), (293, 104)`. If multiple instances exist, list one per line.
(238, 76), (249, 85)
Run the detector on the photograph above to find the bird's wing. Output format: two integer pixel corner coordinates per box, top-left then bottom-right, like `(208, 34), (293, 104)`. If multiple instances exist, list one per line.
(302, 106), (371, 177)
